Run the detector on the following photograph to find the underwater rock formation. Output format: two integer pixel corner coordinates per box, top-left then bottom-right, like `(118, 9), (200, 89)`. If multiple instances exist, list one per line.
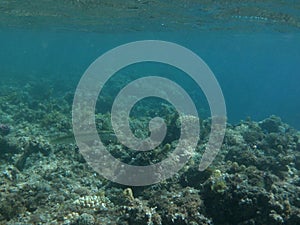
(0, 84), (300, 224)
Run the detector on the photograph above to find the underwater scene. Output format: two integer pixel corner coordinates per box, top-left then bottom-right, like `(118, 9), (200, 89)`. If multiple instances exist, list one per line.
(1, 0), (300, 224)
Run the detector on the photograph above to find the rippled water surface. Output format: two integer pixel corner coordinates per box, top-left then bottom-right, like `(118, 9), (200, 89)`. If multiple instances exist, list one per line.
(1, 0), (300, 32)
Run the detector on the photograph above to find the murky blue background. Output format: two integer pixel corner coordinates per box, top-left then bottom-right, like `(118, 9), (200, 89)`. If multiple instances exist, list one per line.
(0, 29), (299, 128)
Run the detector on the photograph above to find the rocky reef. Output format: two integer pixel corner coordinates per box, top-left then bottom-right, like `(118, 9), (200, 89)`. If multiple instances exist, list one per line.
(0, 82), (300, 225)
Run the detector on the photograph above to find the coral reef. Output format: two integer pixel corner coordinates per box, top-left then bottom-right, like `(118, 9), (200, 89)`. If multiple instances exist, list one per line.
(0, 83), (300, 225)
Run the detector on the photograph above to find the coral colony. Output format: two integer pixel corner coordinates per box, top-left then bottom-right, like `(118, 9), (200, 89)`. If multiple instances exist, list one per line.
(0, 124), (10, 136)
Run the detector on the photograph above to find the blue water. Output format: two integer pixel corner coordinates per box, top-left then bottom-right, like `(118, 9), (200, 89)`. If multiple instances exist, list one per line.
(1, 29), (300, 128)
